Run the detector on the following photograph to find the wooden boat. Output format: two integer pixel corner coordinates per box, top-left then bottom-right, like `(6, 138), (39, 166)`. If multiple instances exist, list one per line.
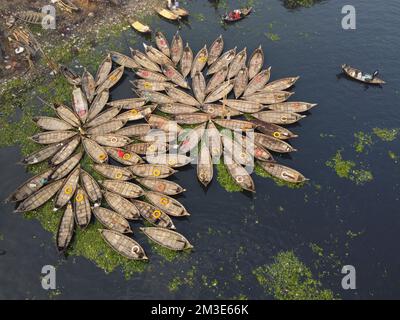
(33, 116), (73, 131)
(72, 87), (89, 123)
(243, 91), (294, 105)
(59, 65), (81, 86)
(208, 35), (224, 66)
(224, 160), (255, 192)
(103, 191), (140, 220)
(21, 143), (63, 165)
(236, 135), (274, 162)
(197, 141), (213, 187)
(267, 102), (317, 113)
(81, 69), (96, 103)
(101, 180), (144, 199)
(161, 64), (189, 89)
(131, 49), (162, 72)
(141, 227), (193, 251)
(86, 107), (122, 128)
(129, 164), (176, 179)
(222, 99), (263, 113)
(87, 120), (126, 135)
(145, 191), (190, 217)
(96, 66), (124, 94)
(155, 32), (171, 57)
(136, 90), (175, 105)
(250, 119), (298, 140)
(31, 130), (77, 145)
(80, 169), (102, 207)
(87, 90), (109, 122)
(50, 136), (80, 166)
(110, 51), (139, 69)
(53, 104), (80, 128)
(95, 54), (112, 86)
(157, 8), (181, 21)
(248, 46), (264, 80)
(201, 104), (242, 118)
(93, 207), (132, 234)
(82, 137), (108, 164)
(116, 105), (157, 122)
(341, 64), (385, 84)
(54, 166), (80, 211)
(178, 123), (207, 154)
(116, 124), (151, 137)
(206, 121), (223, 158)
(108, 98), (147, 110)
(174, 113), (211, 125)
(14, 179), (64, 212)
(243, 68), (272, 96)
(7, 168), (53, 203)
(180, 43), (193, 78)
(100, 229), (147, 260)
(191, 46), (209, 78)
(234, 67), (249, 98)
(105, 147), (143, 166)
(93, 164), (133, 181)
(50, 151), (83, 181)
(222, 134), (253, 166)
(127, 142), (168, 155)
(132, 200), (175, 229)
(143, 43), (174, 66)
(137, 178), (185, 195)
(171, 31), (184, 65)
(213, 119), (256, 132)
(192, 71), (206, 104)
(134, 68), (167, 82)
(257, 161), (308, 183)
(207, 48), (236, 75)
(146, 154), (192, 168)
(90, 134), (131, 148)
(252, 111), (305, 125)
(204, 80), (234, 104)
(261, 76), (300, 92)
(131, 21), (151, 33)
(228, 48), (247, 79)
(146, 114), (182, 133)
(56, 203), (74, 252)
(158, 103), (199, 115)
(222, 7), (252, 22)
(254, 133), (297, 153)
(165, 87), (201, 106)
(16, 11), (46, 25)
(206, 66), (228, 94)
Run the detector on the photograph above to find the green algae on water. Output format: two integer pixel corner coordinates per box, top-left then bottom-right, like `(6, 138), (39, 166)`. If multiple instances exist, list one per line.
(216, 162), (243, 192)
(373, 128), (399, 142)
(168, 266), (196, 292)
(265, 32), (280, 41)
(252, 251), (335, 300)
(353, 131), (373, 153)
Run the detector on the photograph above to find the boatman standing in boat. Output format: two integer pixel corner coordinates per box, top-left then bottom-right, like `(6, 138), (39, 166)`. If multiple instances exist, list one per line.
(229, 10), (241, 20)
(168, 0), (179, 10)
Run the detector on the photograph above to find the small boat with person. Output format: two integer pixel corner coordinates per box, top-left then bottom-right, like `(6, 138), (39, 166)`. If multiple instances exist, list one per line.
(341, 64), (385, 84)
(222, 7), (252, 23)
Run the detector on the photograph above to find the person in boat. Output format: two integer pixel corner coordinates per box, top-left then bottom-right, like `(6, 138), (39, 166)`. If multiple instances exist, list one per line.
(364, 70), (379, 81)
(229, 9), (241, 20)
(167, 0), (179, 10)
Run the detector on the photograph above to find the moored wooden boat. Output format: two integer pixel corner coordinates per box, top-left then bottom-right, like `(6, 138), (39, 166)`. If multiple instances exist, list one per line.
(81, 69), (96, 103)
(254, 133), (297, 153)
(82, 137), (109, 164)
(108, 98), (147, 110)
(158, 103), (199, 115)
(191, 45), (209, 78)
(131, 21), (152, 33)
(192, 71), (206, 104)
(86, 119), (126, 135)
(267, 102), (317, 113)
(143, 43), (174, 66)
(80, 169), (102, 207)
(252, 110), (305, 125)
(157, 8), (181, 21)
(136, 178), (186, 196)
(205, 66), (228, 95)
(93, 207), (132, 234)
(145, 154), (192, 168)
(234, 67), (249, 98)
(155, 31), (171, 57)
(103, 191), (140, 220)
(54, 165), (80, 211)
(31, 130), (77, 145)
(178, 122), (207, 154)
(201, 104), (242, 118)
(74, 185), (91, 228)
(228, 47), (247, 79)
(129, 164), (176, 179)
(95, 54), (112, 86)
(166, 87), (201, 106)
(90, 134), (131, 148)
(93, 164), (133, 181)
(224, 160), (255, 192)
(243, 91), (294, 105)
(85, 106), (122, 128)
(204, 80), (234, 104)
(212, 119), (257, 131)
(110, 51), (139, 69)
(126, 142), (168, 155)
(261, 76), (300, 92)
(72, 87), (89, 123)
(53, 103), (81, 128)
(161, 64), (189, 89)
(206, 121), (222, 158)
(197, 141), (213, 187)
(116, 124), (151, 137)
(140, 227), (193, 251)
(170, 7), (189, 17)
(33, 116), (74, 131)
(257, 161), (308, 183)
(101, 180), (144, 199)
(341, 64), (385, 84)
(208, 35), (224, 66)
(56, 202), (74, 252)
(95, 66), (125, 95)
(243, 68), (271, 96)
(50, 136), (81, 166)
(50, 151), (83, 180)
(174, 113), (211, 125)
(131, 49), (162, 73)
(248, 46), (264, 80)
(250, 119), (298, 140)
(207, 48), (236, 75)
(87, 90), (109, 122)
(221, 99), (263, 113)
(145, 191), (190, 217)
(105, 147), (144, 166)
(132, 200), (175, 229)
(180, 43), (193, 78)
(20, 143), (63, 165)
(59, 65), (81, 86)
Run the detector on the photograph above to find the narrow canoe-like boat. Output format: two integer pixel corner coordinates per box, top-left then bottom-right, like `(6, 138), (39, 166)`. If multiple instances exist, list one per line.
(14, 179), (65, 213)
(21, 143), (63, 165)
(95, 54), (112, 86)
(134, 68), (167, 82)
(136, 178), (186, 195)
(248, 46), (264, 80)
(146, 114), (182, 134)
(206, 121), (223, 158)
(90, 134), (131, 148)
(204, 80), (234, 104)
(213, 119), (257, 132)
(100, 229), (148, 260)
(74, 185), (91, 228)
(221, 99), (263, 113)
(178, 122), (207, 154)
(53, 103), (80, 128)
(222, 7), (252, 22)
(252, 111), (305, 125)
(110, 51), (139, 69)
(133, 79), (176, 92)
(87, 89), (109, 122)
(224, 160), (255, 192)
(140, 227), (193, 251)
(80, 169), (102, 207)
(267, 102), (317, 113)
(254, 133), (297, 153)
(51, 151), (83, 181)
(174, 113), (211, 125)
(131, 49), (162, 73)
(257, 161), (308, 183)
(341, 64), (385, 84)
(207, 48), (236, 75)
(72, 87), (89, 123)
(161, 64), (189, 89)
(108, 98), (147, 110)
(236, 135), (274, 162)
(7, 168), (53, 203)
(208, 35), (224, 66)
(145, 191), (190, 217)
(205, 66), (228, 94)
(222, 134), (253, 166)
(87, 119), (126, 135)
(171, 32), (184, 66)
(261, 76), (300, 92)
(192, 71), (206, 104)
(129, 164), (176, 179)
(166, 87), (201, 106)
(54, 166), (80, 211)
(101, 180), (144, 199)
(56, 202), (74, 252)
(228, 47), (247, 79)
(93, 207), (132, 234)
(82, 137), (108, 164)
(180, 43), (193, 78)
(59, 65), (81, 86)
(201, 104), (242, 118)
(146, 154), (192, 168)
(157, 8), (180, 21)
(234, 67), (249, 98)
(81, 69), (96, 103)
(132, 200), (175, 229)
(155, 32), (171, 57)
(250, 119), (298, 140)
(31, 130), (77, 145)
(243, 91), (294, 105)
(50, 136), (81, 166)
(33, 116), (74, 131)
(104, 191), (140, 220)
(243, 68), (271, 97)
(197, 141), (213, 187)
(86, 106), (122, 128)
(116, 124), (151, 137)
(136, 90), (175, 105)
(105, 147), (144, 166)
(143, 43), (174, 66)
(191, 45), (208, 78)
(93, 164), (133, 181)
(126, 142), (168, 155)
(116, 105), (157, 122)
(158, 103), (199, 115)
(95, 66), (125, 95)
(131, 21), (152, 33)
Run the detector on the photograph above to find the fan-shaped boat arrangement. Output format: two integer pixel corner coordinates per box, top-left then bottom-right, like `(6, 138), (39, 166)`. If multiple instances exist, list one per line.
(7, 31), (316, 261)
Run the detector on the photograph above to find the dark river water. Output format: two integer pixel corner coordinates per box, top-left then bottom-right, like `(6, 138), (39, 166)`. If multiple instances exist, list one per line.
(1, 0), (400, 299)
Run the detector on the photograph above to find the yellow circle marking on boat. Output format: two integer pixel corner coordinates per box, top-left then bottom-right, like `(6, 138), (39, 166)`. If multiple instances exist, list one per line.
(123, 153), (132, 160)
(160, 198), (169, 206)
(236, 176), (244, 183)
(144, 82), (152, 90)
(273, 132), (281, 138)
(148, 144), (157, 152)
(99, 154), (107, 161)
(198, 56), (207, 63)
(281, 116), (288, 122)
(131, 245), (140, 254)
(152, 210), (161, 219)
(208, 107), (215, 113)
(115, 172), (123, 179)
(111, 137), (118, 143)
(168, 159), (176, 166)
(65, 186), (73, 195)
(76, 194), (84, 202)
(153, 168), (161, 177)
(130, 109), (139, 115)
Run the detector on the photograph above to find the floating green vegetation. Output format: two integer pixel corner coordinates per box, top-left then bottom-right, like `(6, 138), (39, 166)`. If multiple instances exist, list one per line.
(309, 243), (324, 257)
(193, 13), (206, 22)
(326, 151), (373, 185)
(254, 163), (306, 189)
(252, 251), (335, 300)
(388, 151), (399, 162)
(265, 32), (280, 41)
(281, 0), (322, 9)
(373, 128), (399, 142)
(216, 162), (243, 192)
(168, 266), (197, 292)
(148, 239), (190, 262)
(353, 131), (373, 153)
(231, 294), (248, 300)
